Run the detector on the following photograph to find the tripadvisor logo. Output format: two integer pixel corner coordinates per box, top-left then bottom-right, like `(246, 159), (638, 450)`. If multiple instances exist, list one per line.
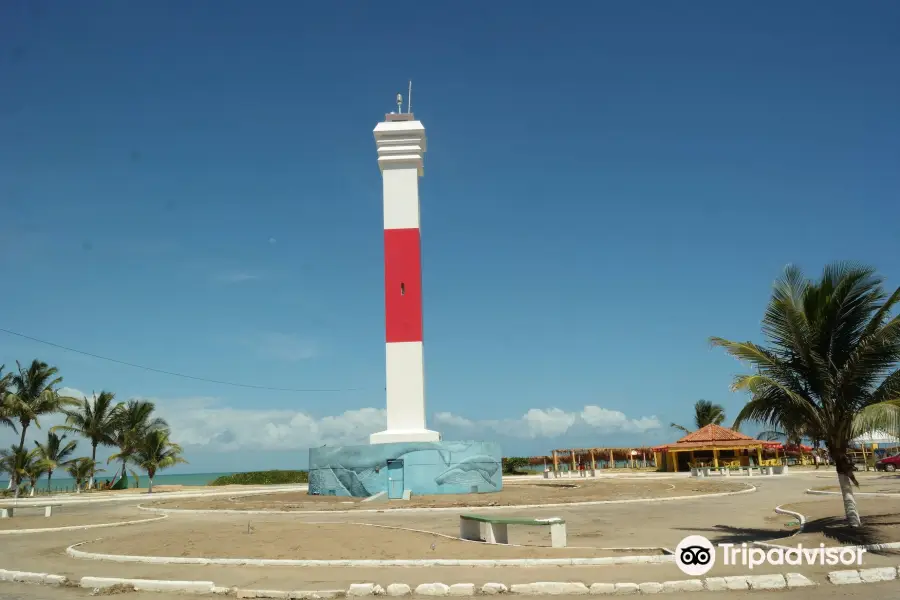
(675, 535), (866, 576)
(676, 535), (716, 576)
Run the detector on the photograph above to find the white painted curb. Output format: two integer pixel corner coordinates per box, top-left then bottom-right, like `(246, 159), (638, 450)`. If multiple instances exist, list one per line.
(14, 569), (892, 596)
(751, 504), (807, 551)
(827, 567), (900, 584)
(772, 505), (806, 529)
(755, 506), (900, 552)
(0, 569), (68, 586)
(0, 514), (167, 535)
(5, 484), (308, 506)
(80, 576), (216, 593)
(755, 505), (900, 553)
(65, 540), (674, 567)
(138, 484), (756, 516)
(806, 488), (900, 497)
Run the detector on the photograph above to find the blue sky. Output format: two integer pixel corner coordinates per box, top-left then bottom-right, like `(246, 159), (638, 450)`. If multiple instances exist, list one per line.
(1, 1), (898, 472)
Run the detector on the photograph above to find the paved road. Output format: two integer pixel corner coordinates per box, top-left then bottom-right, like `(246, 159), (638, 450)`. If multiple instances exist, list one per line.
(0, 580), (897, 599)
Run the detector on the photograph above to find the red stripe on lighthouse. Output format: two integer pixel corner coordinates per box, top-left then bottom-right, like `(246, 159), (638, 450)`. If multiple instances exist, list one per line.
(384, 227), (423, 343)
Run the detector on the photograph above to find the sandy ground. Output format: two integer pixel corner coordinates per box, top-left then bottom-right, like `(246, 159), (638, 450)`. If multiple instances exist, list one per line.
(7, 475), (900, 592)
(782, 496), (900, 548)
(0, 504), (147, 531)
(150, 479), (745, 512)
(809, 473), (900, 495)
(84, 520), (665, 560)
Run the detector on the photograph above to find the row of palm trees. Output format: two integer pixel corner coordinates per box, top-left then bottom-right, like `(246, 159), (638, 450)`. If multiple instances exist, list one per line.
(0, 359), (186, 497)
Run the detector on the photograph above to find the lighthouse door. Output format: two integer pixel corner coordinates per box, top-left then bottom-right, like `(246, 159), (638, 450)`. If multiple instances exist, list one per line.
(387, 459), (404, 499)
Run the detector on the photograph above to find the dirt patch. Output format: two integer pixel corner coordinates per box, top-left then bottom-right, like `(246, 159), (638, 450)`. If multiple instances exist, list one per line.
(781, 497), (900, 548)
(83, 520), (666, 560)
(149, 479), (747, 512)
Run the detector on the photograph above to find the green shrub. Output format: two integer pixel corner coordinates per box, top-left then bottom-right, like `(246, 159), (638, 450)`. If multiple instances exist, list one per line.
(502, 457), (530, 475)
(209, 470), (309, 486)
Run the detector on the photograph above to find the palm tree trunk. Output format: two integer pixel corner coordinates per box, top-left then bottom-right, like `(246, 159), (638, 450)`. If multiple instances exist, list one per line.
(89, 442), (98, 490)
(47, 471), (53, 493)
(147, 477), (153, 494)
(837, 472), (861, 527)
(12, 424), (28, 497)
(17, 425), (27, 453)
(833, 450), (861, 527)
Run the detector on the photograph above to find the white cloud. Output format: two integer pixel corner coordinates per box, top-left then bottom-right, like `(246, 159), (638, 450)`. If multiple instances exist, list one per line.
(58, 387), (91, 400)
(580, 406), (662, 433)
(433, 405), (661, 440)
(2, 388), (661, 454)
(137, 397), (385, 452)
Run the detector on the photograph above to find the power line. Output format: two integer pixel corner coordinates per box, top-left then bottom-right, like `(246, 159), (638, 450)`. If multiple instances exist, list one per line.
(0, 328), (365, 393)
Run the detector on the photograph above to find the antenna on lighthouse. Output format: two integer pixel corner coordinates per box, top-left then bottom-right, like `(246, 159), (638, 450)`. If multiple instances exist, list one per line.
(407, 80), (412, 114)
(396, 93), (402, 114)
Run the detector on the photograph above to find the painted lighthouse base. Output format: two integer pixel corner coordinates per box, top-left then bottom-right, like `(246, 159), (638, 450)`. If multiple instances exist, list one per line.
(308, 441), (502, 498)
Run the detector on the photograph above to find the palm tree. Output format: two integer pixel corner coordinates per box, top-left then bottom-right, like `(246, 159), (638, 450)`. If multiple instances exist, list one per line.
(5, 360), (79, 454)
(670, 400), (727, 434)
(108, 399), (168, 484)
(711, 263), (900, 527)
(22, 450), (46, 497)
(0, 365), (16, 433)
(34, 431), (79, 492)
(0, 445), (31, 499)
(65, 457), (100, 493)
(115, 429), (186, 493)
(52, 391), (122, 489)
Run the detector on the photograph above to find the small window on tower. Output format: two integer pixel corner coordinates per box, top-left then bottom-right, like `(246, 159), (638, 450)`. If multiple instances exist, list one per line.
(400, 283), (405, 296)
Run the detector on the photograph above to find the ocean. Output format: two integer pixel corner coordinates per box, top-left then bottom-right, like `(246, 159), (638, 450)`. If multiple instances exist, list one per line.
(0, 472), (236, 493)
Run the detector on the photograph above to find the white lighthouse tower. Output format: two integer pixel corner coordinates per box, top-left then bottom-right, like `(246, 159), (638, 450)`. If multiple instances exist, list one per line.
(369, 98), (441, 445)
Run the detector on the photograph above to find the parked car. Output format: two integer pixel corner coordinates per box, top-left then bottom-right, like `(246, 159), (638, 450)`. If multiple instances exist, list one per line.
(874, 453), (900, 472)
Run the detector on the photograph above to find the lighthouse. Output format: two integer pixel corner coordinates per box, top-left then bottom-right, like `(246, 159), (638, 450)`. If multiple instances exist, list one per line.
(306, 93), (501, 499)
(369, 106), (441, 445)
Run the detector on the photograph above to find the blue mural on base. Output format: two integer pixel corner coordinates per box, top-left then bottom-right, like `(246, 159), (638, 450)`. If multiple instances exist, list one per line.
(308, 440), (503, 497)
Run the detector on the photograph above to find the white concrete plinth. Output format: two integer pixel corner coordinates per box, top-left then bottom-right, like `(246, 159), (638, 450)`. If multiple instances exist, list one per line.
(0, 508), (12, 518)
(484, 522), (508, 544)
(550, 523), (567, 548)
(44, 505), (52, 517)
(459, 518), (481, 541)
(369, 429), (440, 444)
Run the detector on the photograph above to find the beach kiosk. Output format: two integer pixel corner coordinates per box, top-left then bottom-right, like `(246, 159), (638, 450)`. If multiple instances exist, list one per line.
(652, 424), (782, 473)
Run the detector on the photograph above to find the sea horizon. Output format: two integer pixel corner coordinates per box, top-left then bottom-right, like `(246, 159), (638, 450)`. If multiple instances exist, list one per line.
(0, 471), (241, 491)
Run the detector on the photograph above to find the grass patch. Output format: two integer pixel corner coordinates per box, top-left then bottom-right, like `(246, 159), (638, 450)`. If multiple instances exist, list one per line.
(209, 470), (309, 486)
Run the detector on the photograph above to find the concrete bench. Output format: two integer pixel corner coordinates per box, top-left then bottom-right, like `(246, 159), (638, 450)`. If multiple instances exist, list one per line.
(0, 504), (63, 518)
(459, 514), (567, 548)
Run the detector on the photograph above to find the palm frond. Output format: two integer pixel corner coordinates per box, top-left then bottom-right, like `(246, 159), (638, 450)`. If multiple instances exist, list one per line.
(852, 400), (900, 440)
